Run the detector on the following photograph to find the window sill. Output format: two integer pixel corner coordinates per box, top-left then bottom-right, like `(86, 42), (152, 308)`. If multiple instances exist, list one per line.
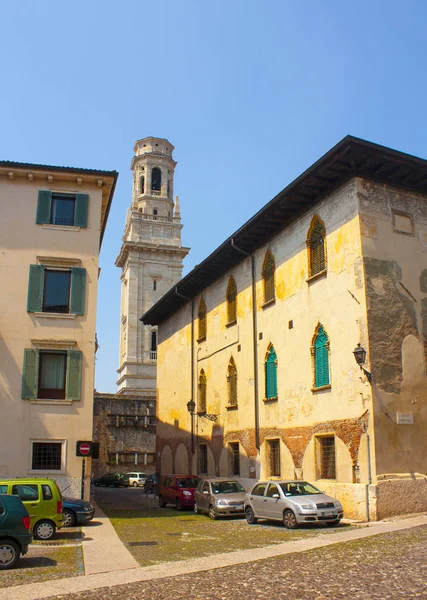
(262, 298), (276, 310)
(225, 320), (237, 328)
(43, 224), (81, 232)
(263, 396), (278, 403)
(34, 312), (76, 320)
(311, 384), (331, 393)
(197, 336), (206, 343)
(226, 404), (238, 411)
(306, 269), (327, 284)
(30, 399), (73, 405)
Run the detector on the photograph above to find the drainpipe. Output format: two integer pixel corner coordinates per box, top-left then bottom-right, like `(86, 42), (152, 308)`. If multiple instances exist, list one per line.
(365, 430), (372, 522)
(230, 239), (260, 450)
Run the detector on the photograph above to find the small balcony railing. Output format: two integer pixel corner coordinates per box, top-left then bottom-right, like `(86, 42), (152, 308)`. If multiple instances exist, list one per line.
(149, 351), (157, 360)
(108, 415), (157, 428)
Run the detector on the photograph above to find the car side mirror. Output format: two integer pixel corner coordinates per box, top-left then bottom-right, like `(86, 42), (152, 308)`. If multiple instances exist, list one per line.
(203, 490), (209, 495)
(272, 494), (280, 499)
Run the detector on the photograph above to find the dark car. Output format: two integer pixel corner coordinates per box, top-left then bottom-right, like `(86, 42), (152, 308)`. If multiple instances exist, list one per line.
(62, 497), (95, 527)
(93, 473), (130, 488)
(159, 475), (199, 510)
(0, 494), (32, 569)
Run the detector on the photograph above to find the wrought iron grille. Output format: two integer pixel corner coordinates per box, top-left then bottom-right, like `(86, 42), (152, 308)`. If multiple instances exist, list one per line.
(268, 439), (281, 477)
(318, 436), (336, 479)
(32, 442), (62, 470)
(229, 442), (240, 476)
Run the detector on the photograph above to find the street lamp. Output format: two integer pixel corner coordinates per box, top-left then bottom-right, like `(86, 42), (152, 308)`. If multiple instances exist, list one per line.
(353, 343), (372, 383)
(187, 400), (195, 454)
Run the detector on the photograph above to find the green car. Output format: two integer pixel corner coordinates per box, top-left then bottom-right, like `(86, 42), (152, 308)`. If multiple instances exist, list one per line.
(0, 494), (32, 569)
(0, 478), (64, 540)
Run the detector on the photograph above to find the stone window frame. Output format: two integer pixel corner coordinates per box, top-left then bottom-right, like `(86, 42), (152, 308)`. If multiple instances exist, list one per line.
(391, 209), (415, 237)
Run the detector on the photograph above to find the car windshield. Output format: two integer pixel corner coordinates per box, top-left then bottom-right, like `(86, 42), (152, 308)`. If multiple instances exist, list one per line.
(280, 482), (322, 496)
(211, 481), (245, 494)
(177, 478), (199, 488)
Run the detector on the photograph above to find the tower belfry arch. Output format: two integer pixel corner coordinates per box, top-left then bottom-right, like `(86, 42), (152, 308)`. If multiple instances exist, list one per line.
(116, 137), (190, 395)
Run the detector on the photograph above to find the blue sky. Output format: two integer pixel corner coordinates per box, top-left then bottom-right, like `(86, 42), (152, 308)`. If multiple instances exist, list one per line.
(2, 1), (427, 392)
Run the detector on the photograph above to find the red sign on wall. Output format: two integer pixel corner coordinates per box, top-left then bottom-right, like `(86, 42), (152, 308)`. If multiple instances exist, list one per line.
(76, 441), (93, 457)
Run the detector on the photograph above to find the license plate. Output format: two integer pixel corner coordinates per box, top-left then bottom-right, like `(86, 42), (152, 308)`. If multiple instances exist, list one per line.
(321, 511), (335, 516)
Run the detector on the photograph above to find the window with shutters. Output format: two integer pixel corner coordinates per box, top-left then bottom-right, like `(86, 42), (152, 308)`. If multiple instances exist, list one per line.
(307, 215), (326, 278)
(226, 276), (237, 324)
(197, 297), (207, 341)
(227, 356), (238, 408)
(262, 250), (276, 304)
(27, 265), (86, 315)
(36, 191), (88, 228)
(264, 344), (278, 400)
(22, 348), (82, 402)
(311, 324), (331, 389)
(316, 436), (336, 479)
(198, 369), (207, 414)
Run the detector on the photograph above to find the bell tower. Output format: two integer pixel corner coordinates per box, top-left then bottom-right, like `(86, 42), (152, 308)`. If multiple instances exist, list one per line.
(116, 137), (190, 395)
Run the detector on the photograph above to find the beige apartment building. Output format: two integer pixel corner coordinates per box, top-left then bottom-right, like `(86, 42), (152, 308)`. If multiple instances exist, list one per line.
(0, 160), (117, 498)
(143, 137), (427, 520)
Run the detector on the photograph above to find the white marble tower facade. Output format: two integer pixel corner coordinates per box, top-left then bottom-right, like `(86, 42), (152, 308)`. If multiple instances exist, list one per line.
(116, 137), (190, 395)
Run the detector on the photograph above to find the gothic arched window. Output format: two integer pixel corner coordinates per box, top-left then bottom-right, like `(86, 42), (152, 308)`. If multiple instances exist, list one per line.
(307, 215), (326, 277)
(226, 276), (237, 324)
(311, 324), (330, 388)
(140, 176), (145, 195)
(262, 250), (275, 304)
(265, 344), (278, 399)
(198, 369), (207, 414)
(152, 167), (161, 191)
(227, 356), (238, 407)
(198, 297), (207, 341)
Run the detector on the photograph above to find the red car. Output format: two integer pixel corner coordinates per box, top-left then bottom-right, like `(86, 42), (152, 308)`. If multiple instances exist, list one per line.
(159, 475), (199, 510)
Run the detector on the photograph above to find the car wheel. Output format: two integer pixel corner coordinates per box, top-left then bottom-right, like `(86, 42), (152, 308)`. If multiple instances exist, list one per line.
(208, 505), (217, 520)
(325, 520), (340, 527)
(245, 506), (257, 525)
(0, 540), (20, 570)
(159, 496), (167, 508)
(62, 509), (76, 528)
(283, 509), (298, 529)
(34, 520), (56, 540)
(132, 482), (138, 487)
(194, 501), (200, 514)
(176, 499), (183, 511)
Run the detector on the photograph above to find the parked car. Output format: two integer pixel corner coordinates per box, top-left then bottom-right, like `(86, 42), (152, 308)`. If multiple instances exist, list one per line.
(62, 497), (94, 527)
(126, 472), (147, 487)
(159, 475), (199, 510)
(194, 478), (246, 519)
(143, 474), (157, 493)
(93, 473), (130, 488)
(0, 494), (32, 569)
(0, 478), (63, 541)
(244, 480), (344, 529)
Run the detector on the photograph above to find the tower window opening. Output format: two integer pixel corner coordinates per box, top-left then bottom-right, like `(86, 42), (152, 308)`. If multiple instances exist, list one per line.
(153, 280), (157, 291)
(153, 209), (158, 220)
(151, 331), (157, 352)
(152, 167), (161, 191)
(140, 176), (145, 194)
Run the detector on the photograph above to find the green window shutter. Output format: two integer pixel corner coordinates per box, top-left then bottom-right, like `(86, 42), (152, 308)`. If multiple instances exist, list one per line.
(321, 346), (330, 385)
(36, 191), (52, 224)
(27, 265), (45, 312)
(22, 349), (38, 399)
(314, 327), (329, 387)
(74, 194), (89, 228)
(70, 268), (86, 315)
(265, 347), (277, 398)
(65, 350), (82, 400)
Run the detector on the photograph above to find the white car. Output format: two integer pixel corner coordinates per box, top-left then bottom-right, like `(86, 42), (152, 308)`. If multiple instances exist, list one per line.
(244, 480), (343, 528)
(126, 472), (147, 487)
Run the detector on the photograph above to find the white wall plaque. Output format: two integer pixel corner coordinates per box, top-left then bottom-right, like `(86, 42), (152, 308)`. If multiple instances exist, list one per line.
(396, 412), (414, 425)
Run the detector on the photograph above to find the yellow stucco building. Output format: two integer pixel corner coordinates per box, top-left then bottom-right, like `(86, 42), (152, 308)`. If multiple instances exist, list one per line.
(0, 160), (117, 498)
(142, 137), (427, 520)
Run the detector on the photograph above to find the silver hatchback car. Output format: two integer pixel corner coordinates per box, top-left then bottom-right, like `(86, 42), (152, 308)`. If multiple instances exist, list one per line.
(244, 480), (343, 528)
(194, 478), (246, 519)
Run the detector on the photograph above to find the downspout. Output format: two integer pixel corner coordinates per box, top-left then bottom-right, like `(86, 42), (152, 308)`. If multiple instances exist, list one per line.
(175, 288), (195, 455)
(365, 424), (372, 522)
(231, 239), (260, 450)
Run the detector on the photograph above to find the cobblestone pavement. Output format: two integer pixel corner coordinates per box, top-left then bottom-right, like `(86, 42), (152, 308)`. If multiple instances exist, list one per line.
(45, 524), (427, 600)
